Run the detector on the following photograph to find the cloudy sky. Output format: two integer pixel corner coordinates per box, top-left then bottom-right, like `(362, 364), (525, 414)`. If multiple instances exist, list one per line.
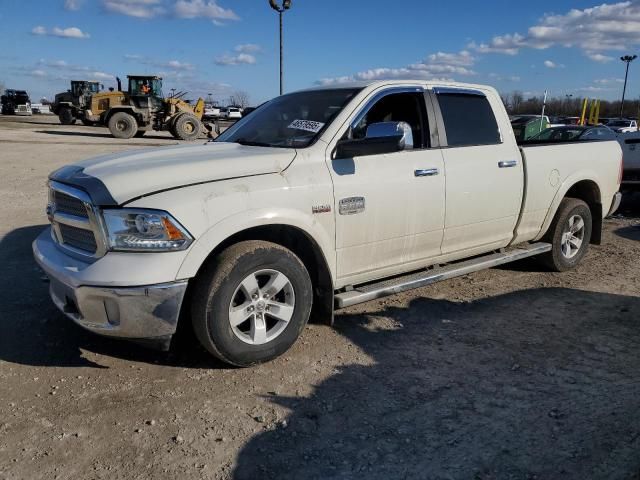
(0, 0), (639, 105)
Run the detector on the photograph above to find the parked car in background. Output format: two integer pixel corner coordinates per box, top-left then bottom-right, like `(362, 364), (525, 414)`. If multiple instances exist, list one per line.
(608, 119), (638, 134)
(226, 107), (242, 120)
(242, 106), (257, 117)
(529, 125), (617, 142)
(34, 80), (622, 366)
(219, 107), (228, 119)
(559, 117), (580, 125)
(204, 104), (221, 119)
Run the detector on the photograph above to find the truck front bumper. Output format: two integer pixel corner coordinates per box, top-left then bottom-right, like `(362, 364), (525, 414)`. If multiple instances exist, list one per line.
(33, 229), (188, 350)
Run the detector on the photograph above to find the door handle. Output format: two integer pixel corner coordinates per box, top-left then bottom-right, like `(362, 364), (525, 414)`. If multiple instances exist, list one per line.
(414, 168), (439, 177)
(498, 160), (518, 168)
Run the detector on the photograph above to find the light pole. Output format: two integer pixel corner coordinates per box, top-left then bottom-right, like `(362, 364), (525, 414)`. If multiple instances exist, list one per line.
(565, 94), (573, 115)
(620, 55), (637, 118)
(269, 0), (292, 95)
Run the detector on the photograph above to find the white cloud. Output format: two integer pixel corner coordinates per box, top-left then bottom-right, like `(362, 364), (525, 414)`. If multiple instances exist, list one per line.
(543, 60), (565, 69)
(174, 0), (239, 24)
(31, 26), (90, 38)
(426, 50), (475, 67)
(594, 77), (624, 85)
(470, 2), (640, 56)
(318, 50), (475, 85)
(586, 52), (614, 63)
(165, 60), (194, 70)
(64, 0), (83, 10)
(214, 53), (256, 66)
(103, 0), (165, 19)
(123, 54), (195, 70)
(235, 43), (261, 54)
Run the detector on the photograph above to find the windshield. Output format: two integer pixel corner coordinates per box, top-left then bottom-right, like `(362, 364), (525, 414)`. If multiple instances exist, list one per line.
(608, 120), (631, 127)
(216, 88), (362, 148)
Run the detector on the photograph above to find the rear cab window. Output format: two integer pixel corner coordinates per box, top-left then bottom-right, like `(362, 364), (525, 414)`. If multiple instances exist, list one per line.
(435, 90), (502, 147)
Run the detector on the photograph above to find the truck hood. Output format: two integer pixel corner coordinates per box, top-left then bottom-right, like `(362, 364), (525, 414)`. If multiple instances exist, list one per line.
(56, 142), (296, 205)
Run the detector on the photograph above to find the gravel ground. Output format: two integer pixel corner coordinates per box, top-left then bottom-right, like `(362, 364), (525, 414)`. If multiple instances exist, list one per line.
(1, 115), (639, 480)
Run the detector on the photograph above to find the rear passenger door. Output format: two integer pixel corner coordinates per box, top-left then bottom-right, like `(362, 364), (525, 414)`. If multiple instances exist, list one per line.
(433, 88), (524, 255)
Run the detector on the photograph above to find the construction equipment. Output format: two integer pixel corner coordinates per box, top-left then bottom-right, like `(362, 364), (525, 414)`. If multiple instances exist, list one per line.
(51, 80), (102, 125)
(1, 89), (32, 115)
(83, 76), (205, 141)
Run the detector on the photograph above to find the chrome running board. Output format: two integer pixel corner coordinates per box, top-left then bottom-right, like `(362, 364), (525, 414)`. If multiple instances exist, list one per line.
(334, 242), (551, 308)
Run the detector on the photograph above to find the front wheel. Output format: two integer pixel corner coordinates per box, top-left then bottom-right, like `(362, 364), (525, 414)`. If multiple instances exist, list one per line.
(59, 108), (76, 125)
(191, 241), (313, 366)
(108, 112), (138, 139)
(539, 198), (592, 272)
(173, 113), (201, 141)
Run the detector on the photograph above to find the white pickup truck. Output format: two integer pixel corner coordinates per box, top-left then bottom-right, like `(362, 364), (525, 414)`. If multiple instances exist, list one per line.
(33, 80), (623, 366)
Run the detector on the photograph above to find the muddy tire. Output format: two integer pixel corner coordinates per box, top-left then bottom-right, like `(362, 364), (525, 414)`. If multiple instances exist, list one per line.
(173, 113), (201, 141)
(539, 198), (592, 272)
(191, 240), (313, 367)
(108, 112), (138, 139)
(59, 108), (76, 125)
(167, 113), (182, 138)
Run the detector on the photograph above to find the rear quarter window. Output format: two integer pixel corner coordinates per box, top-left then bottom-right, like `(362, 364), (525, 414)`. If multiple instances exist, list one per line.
(438, 93), (501, 147)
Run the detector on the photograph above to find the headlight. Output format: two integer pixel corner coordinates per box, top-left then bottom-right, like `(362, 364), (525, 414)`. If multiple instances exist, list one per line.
(102, 209), (193, 252)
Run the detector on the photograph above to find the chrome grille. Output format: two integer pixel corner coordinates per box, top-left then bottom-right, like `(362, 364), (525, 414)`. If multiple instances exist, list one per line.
(48, 181), (106, 260)
(53, 191), (89, 218)
(58, 224), (98, 253)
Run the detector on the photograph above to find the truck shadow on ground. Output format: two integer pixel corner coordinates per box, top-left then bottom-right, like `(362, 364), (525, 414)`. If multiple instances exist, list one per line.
(0, 225), (220, 369)
(35, 129), (179, 141)
(233, 288), (640, 480)
(619, 190), (640, 219)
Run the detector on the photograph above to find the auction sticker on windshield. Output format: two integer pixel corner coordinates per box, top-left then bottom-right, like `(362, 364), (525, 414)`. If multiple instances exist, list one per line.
(288, 119), (325, 133)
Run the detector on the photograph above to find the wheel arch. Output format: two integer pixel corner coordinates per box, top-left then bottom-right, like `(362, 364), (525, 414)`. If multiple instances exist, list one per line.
(536, 176), (603, 245)
(182, 223), (335, 326)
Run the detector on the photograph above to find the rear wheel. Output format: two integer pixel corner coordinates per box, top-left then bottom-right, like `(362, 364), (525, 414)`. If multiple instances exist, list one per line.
(191, 240), (313, 366)
(539, 198), (592, 272)
(59, 108), (76, 125)
(108, 112), (138, 139)
(173, 113), (201, 141)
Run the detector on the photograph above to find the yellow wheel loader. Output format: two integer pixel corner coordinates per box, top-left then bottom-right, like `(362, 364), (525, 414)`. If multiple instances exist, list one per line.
(83, 76), (205, 140)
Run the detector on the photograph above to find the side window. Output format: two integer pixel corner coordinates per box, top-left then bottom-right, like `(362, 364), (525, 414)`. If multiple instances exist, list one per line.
(437, 93), (501, 147)
(349, 92), (428, 149)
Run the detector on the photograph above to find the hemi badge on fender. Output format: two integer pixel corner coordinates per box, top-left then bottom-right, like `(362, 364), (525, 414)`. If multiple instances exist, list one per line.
(339, 197), (365, 215)
(312, 204), (332, 214)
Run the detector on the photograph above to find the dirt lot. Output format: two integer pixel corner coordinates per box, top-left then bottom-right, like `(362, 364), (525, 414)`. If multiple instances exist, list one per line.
(1, 115), (639, 480)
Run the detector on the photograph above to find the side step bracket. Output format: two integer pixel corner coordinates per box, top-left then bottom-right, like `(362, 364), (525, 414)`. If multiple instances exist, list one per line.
(334, 242), (551, 309)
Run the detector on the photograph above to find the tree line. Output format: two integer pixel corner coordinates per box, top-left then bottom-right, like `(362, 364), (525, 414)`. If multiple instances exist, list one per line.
(500, 91), (640, 119)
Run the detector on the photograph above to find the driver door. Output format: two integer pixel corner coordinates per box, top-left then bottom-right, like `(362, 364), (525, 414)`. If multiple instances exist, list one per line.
(327, 88), (446, 283)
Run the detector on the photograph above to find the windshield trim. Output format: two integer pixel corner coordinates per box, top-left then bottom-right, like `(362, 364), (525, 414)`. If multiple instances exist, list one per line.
(214, 87), (363, 149)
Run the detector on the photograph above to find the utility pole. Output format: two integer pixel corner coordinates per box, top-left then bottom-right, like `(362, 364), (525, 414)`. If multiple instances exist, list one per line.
(269, 0), (292, 95)
(620, 55), (637, 118)
(565, 94), (573, 115)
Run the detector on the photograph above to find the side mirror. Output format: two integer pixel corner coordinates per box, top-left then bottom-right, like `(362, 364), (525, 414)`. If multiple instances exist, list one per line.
(336, 121), (414, 158)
